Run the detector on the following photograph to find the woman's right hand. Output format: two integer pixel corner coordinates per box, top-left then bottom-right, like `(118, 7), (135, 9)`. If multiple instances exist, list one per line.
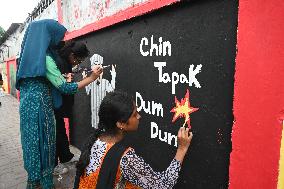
(90, 65), (103, 81)
(177, 127), (193, 152)
(175, 127), (193, 164)
(77, 65), (103, 89)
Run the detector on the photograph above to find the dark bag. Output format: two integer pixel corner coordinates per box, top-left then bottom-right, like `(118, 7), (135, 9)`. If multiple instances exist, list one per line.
(73, 141), (127, 189)
(96, 142), (127, 189)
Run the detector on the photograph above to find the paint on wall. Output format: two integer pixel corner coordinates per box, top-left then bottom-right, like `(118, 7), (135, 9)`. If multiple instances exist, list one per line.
(71, 1), (238, 188)
(26, 0), (57, 22)
(34, 0), (58, 21)
(171, 89), (199, 128)
(62, 0), (180, 40)
(84, 54), (116, 128)
(136, 63), (201, 147)
(62, 0), (147, 31)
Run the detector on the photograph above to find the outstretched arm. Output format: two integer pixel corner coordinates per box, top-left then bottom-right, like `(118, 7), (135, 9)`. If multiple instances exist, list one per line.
(120, 148), (181, 189)
(46, 55), (102, 94)
(46, 55), (77, 94)
(77, 66), (102, 89)
(120, 127), (192, 188)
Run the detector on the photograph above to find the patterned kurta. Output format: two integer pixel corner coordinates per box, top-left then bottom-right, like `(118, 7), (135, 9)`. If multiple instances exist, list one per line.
(19, 55), (77, 189)
(79, 139), (181, 189)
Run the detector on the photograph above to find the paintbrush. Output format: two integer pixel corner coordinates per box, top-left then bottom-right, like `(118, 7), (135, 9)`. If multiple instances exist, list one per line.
(71, 65), (110, 74)
(62, 65), (110, 78)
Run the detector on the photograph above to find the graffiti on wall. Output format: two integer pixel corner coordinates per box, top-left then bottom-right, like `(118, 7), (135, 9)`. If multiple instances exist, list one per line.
(34, 0), (58, 21)
(137, 35), (201, 147)
(70, 1), (238, 187)
(62, 0), (149, 31)
(27, 0), (56, 22)
(85, 54), (116, 128)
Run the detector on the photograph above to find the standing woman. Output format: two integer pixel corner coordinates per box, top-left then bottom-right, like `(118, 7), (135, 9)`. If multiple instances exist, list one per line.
(53, 41), (91, 175)
(16, 19), (102, 189)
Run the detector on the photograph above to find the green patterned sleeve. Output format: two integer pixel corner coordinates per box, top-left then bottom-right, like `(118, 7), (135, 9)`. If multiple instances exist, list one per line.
(46, 55), (78, 94)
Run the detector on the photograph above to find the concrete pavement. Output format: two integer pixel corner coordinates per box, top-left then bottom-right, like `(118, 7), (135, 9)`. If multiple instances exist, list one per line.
(0, 95), (80, 189)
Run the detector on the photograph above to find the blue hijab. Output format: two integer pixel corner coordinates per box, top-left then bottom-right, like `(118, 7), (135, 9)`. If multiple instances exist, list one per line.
(16, 19), (67, 108)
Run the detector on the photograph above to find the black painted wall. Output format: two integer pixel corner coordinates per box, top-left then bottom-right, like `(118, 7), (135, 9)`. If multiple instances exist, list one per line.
(71, 0), (238, 188)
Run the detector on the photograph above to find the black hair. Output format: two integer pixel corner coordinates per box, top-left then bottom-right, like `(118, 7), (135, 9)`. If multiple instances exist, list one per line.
(57, 40), (90, 63)
(74, 90), (134, 188)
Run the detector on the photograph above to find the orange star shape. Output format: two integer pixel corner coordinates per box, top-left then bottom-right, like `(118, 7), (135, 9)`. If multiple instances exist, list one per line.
(171, 89), (198, 128)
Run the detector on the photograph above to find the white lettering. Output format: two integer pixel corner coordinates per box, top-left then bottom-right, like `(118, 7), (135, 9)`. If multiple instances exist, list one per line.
(154, 62), (170, 83)
(136, 92), (144, 112)
(136, 92), (163, 117)
(140, 36), (171, 57)
(180, 74), (188, 83)
(163, 41), (171, 56)
(171, 72), (179, 94)
(188, 64), (202, 88)
(140, 37), (149, 56)
(168, 132), (177, 147)
(150, 35), (159, 56)
(154, 62), (202, 94)
(159, 37), (163, 56)
(159, 130), (167, 142)
(151, 101), (163, 117)
(150, 122), (177, 147)
(151, 122), (159, 138)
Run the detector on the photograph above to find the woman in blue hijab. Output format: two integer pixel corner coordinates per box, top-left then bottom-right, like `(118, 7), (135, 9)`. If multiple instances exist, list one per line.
(16, 19), (102, 189)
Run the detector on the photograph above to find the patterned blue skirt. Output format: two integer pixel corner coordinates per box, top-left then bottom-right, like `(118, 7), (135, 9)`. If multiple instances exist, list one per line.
(19, 77), (55, 189)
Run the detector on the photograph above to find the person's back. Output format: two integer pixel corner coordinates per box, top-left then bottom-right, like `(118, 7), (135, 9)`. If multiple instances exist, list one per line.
(53, 41), (91, 175)
(78, 139), (140, 188)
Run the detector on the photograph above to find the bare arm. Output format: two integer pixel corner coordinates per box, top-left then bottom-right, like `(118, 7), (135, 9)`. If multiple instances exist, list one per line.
(77, 65), (103, 89)
(174, 127), (193, 164)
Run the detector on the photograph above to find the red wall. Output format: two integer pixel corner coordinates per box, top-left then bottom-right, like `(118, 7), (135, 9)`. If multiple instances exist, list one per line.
(229, 0), (284, 188)
(55, 0), (284, 186)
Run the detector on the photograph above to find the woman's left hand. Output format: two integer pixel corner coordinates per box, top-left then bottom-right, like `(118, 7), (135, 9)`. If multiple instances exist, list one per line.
(66, 73), (74, 82)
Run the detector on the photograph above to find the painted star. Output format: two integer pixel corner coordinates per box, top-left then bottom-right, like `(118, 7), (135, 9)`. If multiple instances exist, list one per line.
(171, 89), (199, 128)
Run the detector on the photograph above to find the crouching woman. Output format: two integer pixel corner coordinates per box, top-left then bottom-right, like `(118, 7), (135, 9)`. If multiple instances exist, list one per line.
(74, 91), (193, 189)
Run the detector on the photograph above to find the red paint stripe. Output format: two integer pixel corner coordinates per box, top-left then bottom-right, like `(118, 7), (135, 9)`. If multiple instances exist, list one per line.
(57, 0), (63, 24)
(64, 118), (70, 142)
(64, 0), (180, 40)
